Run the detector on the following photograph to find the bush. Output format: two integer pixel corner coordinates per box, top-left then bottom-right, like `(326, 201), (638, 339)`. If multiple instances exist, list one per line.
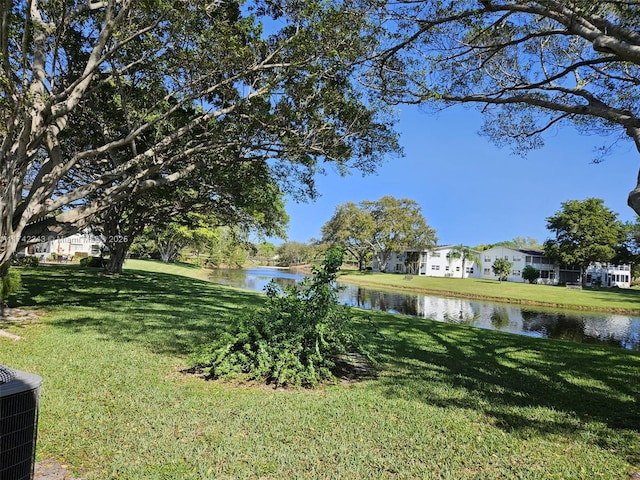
(1, 268), (21, 312)
(190, 247), (370, 388)
(12, 256), (40, 267)
(522, 265), (540, 284)
(79, 256), (105, 268)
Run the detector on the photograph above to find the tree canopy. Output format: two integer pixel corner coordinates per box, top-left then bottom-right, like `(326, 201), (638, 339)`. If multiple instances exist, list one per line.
(366, 1), (640, 215)
(322, 196), (437, 272)
(321, 201), (375, 270)
(543, 198), (624, 283)
(0, 0), (401, 274)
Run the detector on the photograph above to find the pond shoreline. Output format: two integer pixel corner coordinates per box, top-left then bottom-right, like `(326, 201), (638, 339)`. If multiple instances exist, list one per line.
(336, 274), (640, 316)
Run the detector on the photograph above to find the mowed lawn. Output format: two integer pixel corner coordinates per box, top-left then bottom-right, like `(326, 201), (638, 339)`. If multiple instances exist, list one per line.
(1, 261), (639, 479)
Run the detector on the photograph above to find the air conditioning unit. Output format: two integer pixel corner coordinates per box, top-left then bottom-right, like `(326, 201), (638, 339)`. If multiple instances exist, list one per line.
(0, 366), (43, 480)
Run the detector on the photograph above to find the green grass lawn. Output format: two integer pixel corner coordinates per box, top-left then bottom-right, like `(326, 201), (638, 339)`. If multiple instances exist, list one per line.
(338, 271), (640, 314)
(2, 261), (639, 479)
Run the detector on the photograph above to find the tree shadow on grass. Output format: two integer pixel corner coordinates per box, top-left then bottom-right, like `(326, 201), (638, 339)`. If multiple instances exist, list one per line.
(15, 265), (265, 355)
(363, 310), (640, 463)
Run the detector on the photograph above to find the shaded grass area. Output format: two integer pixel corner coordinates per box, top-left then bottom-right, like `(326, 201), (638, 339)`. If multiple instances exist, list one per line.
(1, 263), (639, 479)
(339, 271), (640, 314)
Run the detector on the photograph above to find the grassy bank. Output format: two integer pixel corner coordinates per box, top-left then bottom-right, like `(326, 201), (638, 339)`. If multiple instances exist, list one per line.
(338, 271), (640, 315)
(1, 261), (639, 479)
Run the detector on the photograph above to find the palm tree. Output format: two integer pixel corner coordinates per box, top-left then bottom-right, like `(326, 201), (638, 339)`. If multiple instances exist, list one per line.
(448, 245), (481, 279)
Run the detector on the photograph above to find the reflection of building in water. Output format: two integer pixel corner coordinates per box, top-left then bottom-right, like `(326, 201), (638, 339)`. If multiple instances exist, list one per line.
(519, 311), (639, 349)
(581, 315), (638, 348)
(414, 296), (477, 323)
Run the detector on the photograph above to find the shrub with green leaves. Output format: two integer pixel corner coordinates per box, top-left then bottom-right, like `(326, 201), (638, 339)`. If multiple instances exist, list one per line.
(79, 256), (105, 268)
(12, 255), (40, 267)
(1, 268), (21, 316)
(191, 247), (368, 387)
(522, 265), (540, 284)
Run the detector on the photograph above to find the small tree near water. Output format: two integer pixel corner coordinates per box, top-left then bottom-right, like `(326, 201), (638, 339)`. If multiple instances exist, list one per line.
(190, 247), (369, 388)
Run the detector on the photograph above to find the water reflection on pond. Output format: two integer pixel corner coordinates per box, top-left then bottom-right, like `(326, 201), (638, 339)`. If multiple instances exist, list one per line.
(208, 267), (640, 351)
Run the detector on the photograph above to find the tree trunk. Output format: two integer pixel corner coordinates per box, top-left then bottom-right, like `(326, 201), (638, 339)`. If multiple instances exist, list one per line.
(105, 243), (130, 274)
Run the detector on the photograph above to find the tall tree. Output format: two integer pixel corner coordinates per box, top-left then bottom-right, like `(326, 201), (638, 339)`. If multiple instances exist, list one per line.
(367, 1), (640, 216)
(204, 227), (254, 268)
(276, 241), (315, 267)
(93, 157), (289, 274)
(544, 198), (624, 285)
(322, 196), (437, 272)
(321, 201), (375, 270)
(0, 0), (400, 275)
(362, 196), (437, 272)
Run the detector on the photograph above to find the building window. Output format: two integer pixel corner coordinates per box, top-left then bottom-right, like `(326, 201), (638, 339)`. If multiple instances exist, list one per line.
(484, 257), (491, 263)
(431, 265), (440, 270)
(445, 266), (449, 271)
(512, 270), (521, 276)
(540, 270), (550, 279)
(466, 267), (474, 274)
(456, 266), (460, 271)
(431, 252), (441, 258)
(483, 268), (491, 275)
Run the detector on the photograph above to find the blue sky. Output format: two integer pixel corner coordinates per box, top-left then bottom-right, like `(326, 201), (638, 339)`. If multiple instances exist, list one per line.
(278, 104), (638, 248)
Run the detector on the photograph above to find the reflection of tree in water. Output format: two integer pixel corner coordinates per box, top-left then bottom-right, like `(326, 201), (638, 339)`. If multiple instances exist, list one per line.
(355, 287), (368, 308)
(399, 295), (418, 317)
(360, 290), (419, 316)
(520, 310), (617, 345)
(270, 277), (299, 289)
(490, 307), (509, 328)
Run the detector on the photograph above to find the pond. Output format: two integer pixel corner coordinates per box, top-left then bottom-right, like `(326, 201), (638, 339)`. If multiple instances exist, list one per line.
(208, 267), (640, 351)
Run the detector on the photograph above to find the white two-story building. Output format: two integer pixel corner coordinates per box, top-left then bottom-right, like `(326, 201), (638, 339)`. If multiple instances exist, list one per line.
(479, 246), (565, 284)
(480, 246), (631, 287)
(374, 245), (481, 279)
(376, 245), (632, 288)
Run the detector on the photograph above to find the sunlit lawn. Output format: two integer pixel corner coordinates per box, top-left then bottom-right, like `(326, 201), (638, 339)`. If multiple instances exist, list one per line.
(1, 261), (639, 479)
(339, 270), (640, 314)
